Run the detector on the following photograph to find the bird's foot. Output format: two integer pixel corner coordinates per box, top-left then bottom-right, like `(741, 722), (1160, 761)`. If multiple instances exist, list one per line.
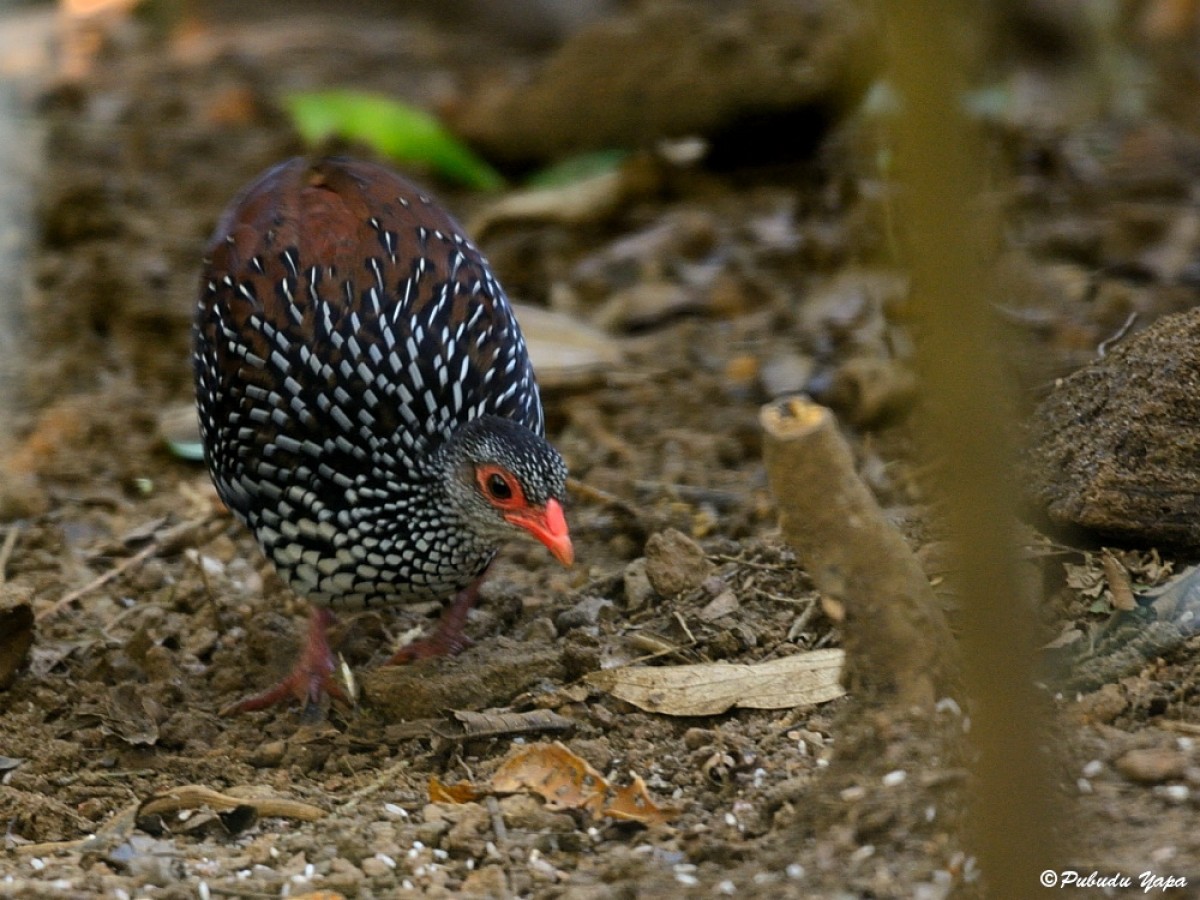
(384, 579), (480, 666)
(221, 607), (351, 718)
(386, 630), (475, 664)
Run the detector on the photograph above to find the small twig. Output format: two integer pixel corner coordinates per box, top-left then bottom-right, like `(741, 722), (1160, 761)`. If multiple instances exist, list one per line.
(336, 758), (412, 813)
(786, 598), (819, 642)
(1097, 312), (1138, 359)
(568, 408), (635, 462)
(37, 516), (213, 622)
(673, 610), (696, 645)
(0, 525), (18, 584)
(486, 795), (508, 845)
(713, 554), (795, 572)
(752, 587), (811, 606)
(566, 477), (641, 520)
(634, 480), (743, 511)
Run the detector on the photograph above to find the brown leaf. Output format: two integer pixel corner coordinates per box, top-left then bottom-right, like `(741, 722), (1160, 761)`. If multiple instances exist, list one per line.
(428, 775), (484, 804)
(601, 775), (680, 825)
(490, 741), (608, 814)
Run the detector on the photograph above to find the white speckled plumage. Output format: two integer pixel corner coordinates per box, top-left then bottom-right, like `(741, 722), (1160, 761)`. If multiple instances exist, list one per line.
(193, 157), (567, 613)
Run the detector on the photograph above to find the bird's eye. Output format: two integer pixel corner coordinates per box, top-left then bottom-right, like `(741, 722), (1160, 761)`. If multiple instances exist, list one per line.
(487, 472), (513, 500)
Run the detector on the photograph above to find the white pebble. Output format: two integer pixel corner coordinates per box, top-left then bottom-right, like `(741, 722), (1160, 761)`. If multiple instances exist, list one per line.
(786, 863), (805, 879)
(383, 802), (409, 818)
(198, 882), (211, 900)
(934, 697), (962, 716)
(676, 873), (699, 887)
(1081, 759), (1104, 778)
(849, 844), (875, 863)
(716, 880), (736, 895)
(1077, 778), (1092, 794)
(881, 770), (907, 787)
(375, 853), (397, 869)
(1156, 784), (1190, 803)
(29, 859), (44, 872)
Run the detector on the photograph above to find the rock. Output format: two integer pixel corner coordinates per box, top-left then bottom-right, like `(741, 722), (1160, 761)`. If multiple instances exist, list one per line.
(554, 595), (615, 632)
(1114, 747), (1189, 784)
(698, 589), (739, 622)
(498, 793), (575, 833)
(643, 528), (713, 597)
(248, 740), (287, 768)
(442, 802), (491, 856)
(759, 352), (815, 398)
(360, 638), (565, 719)
(622, 557), (655, 611)
(0, 471), (48, 520)
(1025, 307), (1200, 549)
(450, 0), (876, 166)
(820, 356), (918, 426)
(462, 865), (510, 897)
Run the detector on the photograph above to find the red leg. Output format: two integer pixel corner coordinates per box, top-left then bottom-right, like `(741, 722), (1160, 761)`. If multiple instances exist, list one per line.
(221, 606), (350, 716)
(385, 578), (482, 665)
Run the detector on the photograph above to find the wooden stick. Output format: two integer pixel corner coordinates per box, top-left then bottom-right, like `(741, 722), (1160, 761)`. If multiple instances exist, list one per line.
(760, 396), (951, 708)
(36, 516), (214, 622)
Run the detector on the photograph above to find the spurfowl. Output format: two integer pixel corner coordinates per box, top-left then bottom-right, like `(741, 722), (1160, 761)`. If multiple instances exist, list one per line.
(193, 157), (573, 715)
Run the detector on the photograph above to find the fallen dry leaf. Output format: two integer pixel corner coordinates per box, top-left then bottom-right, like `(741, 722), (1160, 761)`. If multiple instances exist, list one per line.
(452, 708), (575, 740)
(1102, 550), (1137, 611)
(601, 774), (677, 825)
(429, 742), (680, 825)
(513, 303), (622, 392)
(429, 775), (484, 804)
(586, 649), (846, 716)
(491, 741), (608, 815)
(469, 170), (625, 237)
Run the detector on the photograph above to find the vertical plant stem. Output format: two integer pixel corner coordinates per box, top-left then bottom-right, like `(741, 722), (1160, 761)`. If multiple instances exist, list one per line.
(882, 2), (1061, 892)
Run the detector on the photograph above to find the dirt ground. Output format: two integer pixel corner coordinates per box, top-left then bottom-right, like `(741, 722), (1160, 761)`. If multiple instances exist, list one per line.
(3, 3), (1200, 898)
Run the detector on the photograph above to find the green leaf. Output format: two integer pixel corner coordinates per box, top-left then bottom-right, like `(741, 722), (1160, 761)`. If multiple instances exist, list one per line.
(284, 90), (504, 191)
(526, 149), (629, 188)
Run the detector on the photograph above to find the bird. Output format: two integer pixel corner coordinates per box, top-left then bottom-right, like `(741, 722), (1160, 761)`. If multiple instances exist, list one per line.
(192, 156), (574, 716)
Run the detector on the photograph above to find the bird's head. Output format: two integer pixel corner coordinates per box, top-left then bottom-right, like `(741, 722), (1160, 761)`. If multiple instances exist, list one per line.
(439, 416), (573, 566)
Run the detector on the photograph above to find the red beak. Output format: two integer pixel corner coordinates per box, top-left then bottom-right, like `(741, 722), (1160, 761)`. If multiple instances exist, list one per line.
(505, 497), (574, 567)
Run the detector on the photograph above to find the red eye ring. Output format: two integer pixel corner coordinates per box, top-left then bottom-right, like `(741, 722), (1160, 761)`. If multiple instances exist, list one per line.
(476, 464), (524, 510)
